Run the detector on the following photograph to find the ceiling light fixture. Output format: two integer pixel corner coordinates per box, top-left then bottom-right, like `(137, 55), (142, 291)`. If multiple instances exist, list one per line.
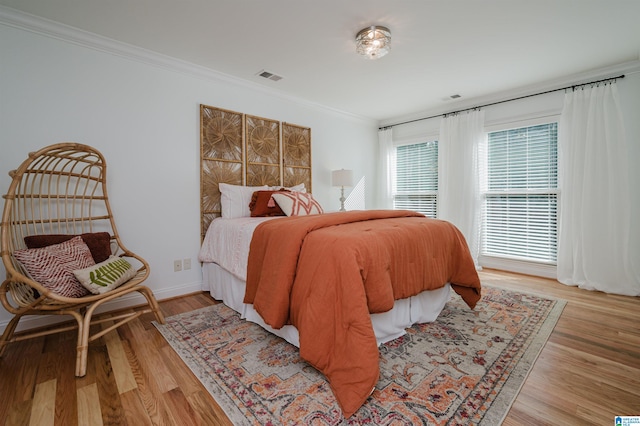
(355, 25), (391, 60)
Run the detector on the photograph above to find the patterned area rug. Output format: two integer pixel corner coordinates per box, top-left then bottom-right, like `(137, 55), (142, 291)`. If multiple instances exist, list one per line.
(154, 286), (565, 425)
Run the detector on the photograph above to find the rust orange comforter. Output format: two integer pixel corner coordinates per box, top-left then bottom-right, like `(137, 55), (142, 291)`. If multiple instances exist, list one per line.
(244, 210), (481, 417)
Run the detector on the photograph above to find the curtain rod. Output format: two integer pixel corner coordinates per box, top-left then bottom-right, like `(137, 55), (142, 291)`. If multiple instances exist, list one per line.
(379, 74), (625, 130)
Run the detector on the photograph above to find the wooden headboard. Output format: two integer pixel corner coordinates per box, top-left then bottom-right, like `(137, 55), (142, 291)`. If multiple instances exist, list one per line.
(200, 104), (312, 239)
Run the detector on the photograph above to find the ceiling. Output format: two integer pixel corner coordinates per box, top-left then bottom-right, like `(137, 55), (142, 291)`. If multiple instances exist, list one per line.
(2, 0), (640, 123)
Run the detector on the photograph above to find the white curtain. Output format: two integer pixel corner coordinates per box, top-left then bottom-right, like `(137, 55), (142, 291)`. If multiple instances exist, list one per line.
(558, 82), (640, 296)
(438, 109), (485, 266)
(378, 128), (395, 209)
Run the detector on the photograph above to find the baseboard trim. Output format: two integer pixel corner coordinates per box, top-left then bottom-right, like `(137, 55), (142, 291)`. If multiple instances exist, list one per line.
(479, 256), (557, 280)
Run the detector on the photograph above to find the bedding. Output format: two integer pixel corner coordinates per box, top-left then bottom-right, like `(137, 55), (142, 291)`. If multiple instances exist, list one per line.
(249, 190), (289, 217)
(218, 183), (268, 218)
(219, 182), (308, 218)
(244, 210), (481, 417)
(199, 209), (480, 418)
(198, 217), (455, 341)
(202, 261), (451, 348)
(271, 191), (324, 216)
(199, 216), (277, 280)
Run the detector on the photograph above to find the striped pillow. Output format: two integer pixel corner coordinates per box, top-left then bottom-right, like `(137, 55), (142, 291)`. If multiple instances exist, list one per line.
(14, 236), (94, 298)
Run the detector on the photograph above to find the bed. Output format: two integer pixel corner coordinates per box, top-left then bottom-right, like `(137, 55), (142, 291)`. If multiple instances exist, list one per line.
(198, 202), (481, 417)
(198, 105), (481, 417)
(199, 215), (456, 347)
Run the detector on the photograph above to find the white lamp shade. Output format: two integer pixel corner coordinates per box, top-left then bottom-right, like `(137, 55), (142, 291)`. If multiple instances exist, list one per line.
(332, 169), (354, 187)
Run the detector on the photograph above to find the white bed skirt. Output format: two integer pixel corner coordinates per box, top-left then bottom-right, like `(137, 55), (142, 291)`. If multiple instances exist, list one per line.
(201, 262), (451, 348)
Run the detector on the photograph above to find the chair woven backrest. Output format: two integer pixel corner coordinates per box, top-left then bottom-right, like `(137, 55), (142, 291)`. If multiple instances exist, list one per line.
(1, 143), (129, 304)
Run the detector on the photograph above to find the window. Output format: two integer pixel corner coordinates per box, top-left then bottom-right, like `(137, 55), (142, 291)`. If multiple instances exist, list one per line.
(394, 141), (438, 217)
(482, 123), (558, 264)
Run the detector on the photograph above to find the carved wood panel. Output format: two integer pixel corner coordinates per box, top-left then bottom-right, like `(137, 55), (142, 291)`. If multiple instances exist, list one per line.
(200, 105), (244, 239)
(283, 123), (312, 192)
(200, 105), (312, 240)
(245, 115), (281, 187)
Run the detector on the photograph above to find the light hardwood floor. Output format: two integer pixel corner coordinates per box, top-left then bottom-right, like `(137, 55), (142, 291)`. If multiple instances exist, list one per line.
(0, 269), (638, 425)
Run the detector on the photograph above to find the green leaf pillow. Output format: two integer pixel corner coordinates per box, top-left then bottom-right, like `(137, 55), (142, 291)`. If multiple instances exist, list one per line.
(73, 255), (136, 294)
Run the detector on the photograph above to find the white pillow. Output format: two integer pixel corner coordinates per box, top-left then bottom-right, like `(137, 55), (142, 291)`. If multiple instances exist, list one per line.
(271, 192), (324, 216)
(269, 183), (306, 193)
(73, 255), (137, 294)
(219, 183), (268, 218)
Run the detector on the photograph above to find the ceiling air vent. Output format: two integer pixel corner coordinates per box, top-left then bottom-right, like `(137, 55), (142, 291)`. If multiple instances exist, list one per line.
(441, 94), (462, 101)
(257, 70), (283, 82)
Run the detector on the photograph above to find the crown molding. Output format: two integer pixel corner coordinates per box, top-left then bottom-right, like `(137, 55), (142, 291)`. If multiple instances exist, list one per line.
(0, 5), (375, 126)
(380, 59), (640, 128)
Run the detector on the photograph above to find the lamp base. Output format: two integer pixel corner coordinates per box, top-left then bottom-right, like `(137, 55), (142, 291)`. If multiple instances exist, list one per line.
(339, 187), (346, 211)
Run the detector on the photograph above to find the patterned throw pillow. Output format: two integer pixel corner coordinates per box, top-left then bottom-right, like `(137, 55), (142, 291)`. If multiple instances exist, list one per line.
(271, 192), (324, 216)
(14, 236), (94, 298)
(73, 255), (137, 295)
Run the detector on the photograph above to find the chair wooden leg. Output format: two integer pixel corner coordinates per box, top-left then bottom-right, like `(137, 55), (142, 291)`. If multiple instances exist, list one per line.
(138, 286), (165, 324)
(0, 314), (22, 357)
(70, 287), (163, 376)
(67, 310), (89, 377)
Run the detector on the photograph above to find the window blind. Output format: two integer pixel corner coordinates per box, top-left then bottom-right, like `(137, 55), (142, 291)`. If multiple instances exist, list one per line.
(394, 141), (438, 217)
(483, 123), (558, 263)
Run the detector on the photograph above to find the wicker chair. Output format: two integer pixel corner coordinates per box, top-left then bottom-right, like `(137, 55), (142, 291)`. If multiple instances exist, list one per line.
(0, 143), (165, 376)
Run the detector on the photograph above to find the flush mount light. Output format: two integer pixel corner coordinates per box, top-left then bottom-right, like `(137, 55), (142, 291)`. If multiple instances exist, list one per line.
(355, 25), (391, 59)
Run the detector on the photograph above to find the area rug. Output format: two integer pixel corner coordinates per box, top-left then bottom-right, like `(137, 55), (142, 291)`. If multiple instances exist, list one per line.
(154, 286), (565, 425)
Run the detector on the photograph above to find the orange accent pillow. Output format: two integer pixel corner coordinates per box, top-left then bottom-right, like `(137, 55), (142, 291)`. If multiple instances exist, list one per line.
(249, 190), (290, 217)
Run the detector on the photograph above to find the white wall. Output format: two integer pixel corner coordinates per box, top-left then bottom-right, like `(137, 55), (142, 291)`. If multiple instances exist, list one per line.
(0, 20), (379, 331)
(3, 11), (637, 333)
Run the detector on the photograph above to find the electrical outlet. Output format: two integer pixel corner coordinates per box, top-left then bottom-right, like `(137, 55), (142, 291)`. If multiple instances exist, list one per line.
(173, 259), (182, 272)
(183, 258), (191, 270)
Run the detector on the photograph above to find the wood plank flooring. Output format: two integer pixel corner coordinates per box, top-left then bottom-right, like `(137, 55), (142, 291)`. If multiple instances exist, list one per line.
(0, 269), (638, 425)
